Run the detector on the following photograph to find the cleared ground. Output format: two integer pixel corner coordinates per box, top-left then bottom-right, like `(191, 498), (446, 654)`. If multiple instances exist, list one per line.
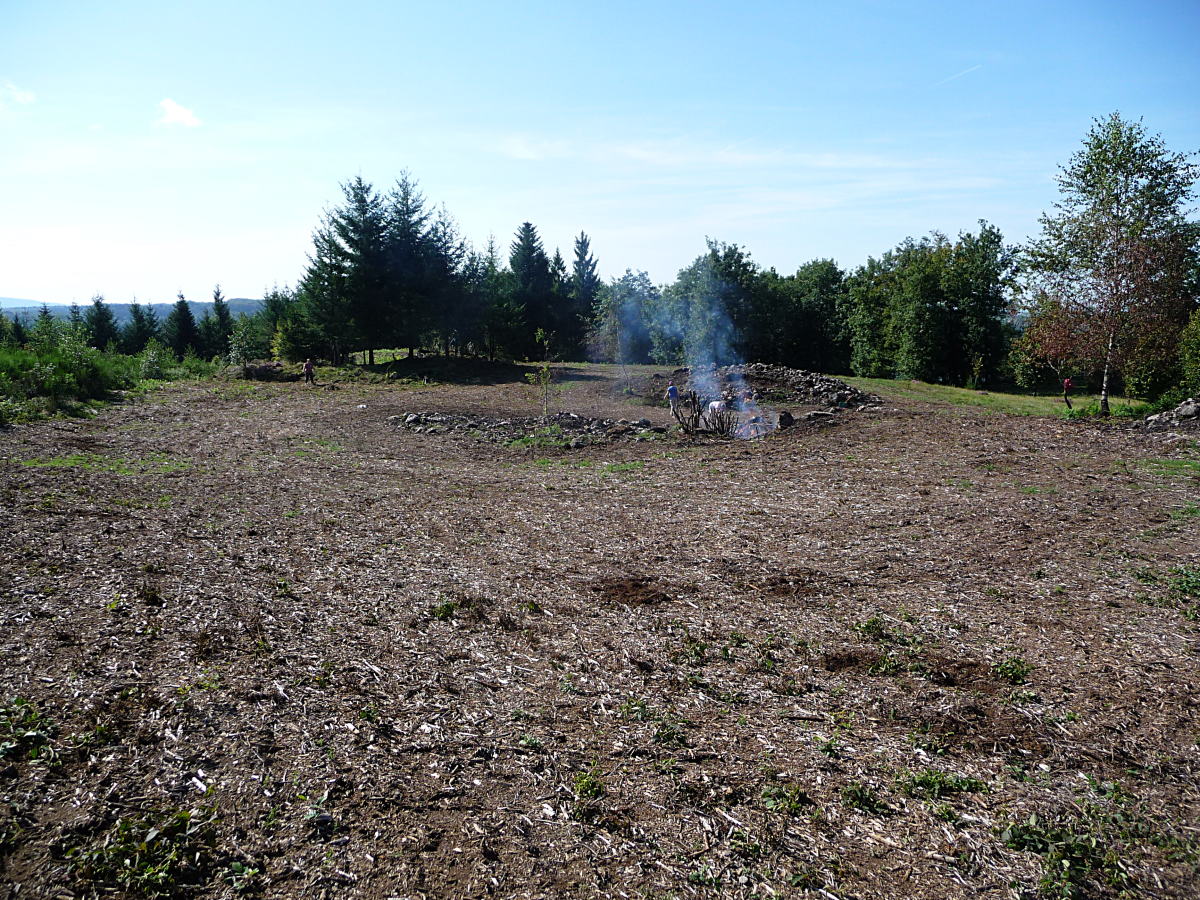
(1, 362), (1198, 900)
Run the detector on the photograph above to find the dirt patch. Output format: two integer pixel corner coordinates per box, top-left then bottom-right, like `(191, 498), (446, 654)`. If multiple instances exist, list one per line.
(1, 363), (1198, 900)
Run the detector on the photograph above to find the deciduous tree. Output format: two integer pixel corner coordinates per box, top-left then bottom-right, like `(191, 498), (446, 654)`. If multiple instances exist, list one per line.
(1024, 113), (1198, 412)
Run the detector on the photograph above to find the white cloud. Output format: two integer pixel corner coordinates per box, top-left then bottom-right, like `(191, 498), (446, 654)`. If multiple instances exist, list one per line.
(158, 98), (201, 127)
(0, 80), (35, 111)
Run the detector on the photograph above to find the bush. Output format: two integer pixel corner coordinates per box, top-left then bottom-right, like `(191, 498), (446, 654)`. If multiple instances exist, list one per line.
(1180, 307), (1200, 396)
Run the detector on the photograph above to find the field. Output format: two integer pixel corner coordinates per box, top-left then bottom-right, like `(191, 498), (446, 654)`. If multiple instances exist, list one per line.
(2, 362), (1198, 900)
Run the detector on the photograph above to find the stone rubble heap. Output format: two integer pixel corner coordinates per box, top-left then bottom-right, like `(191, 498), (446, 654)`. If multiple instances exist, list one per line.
(389, 411), (668, 447)
(675, 363), (881, 408)
(1142, 397), (1200, 431)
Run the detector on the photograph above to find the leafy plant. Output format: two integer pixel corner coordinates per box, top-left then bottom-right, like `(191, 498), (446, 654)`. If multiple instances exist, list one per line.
(895, 768), (986, 800)
(762, 782), (813, 815)
(842, 781), (889, 815)
(993, 655), (1033, 685)
(66, 806), (218, 896)
(0, 697), (54, 760)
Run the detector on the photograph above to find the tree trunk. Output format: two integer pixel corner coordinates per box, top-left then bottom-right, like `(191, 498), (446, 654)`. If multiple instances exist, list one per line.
(368, 348), (375, 366)
(1099, 332), (1114, 416)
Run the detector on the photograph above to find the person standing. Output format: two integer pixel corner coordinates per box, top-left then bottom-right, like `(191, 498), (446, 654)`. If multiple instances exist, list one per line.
(1062, 376), (1073, 409)
(303, 359), (315, 385)
(665, 381), (680, 416)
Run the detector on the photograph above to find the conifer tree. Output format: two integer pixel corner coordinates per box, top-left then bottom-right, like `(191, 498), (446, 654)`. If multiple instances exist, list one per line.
(121, 302), (160, 354)
(85, 295), (120, 351)
(164, 293), (200, 359)
(509, 222), (552, 354)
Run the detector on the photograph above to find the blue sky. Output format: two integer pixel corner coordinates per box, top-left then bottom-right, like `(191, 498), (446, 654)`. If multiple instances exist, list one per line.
(2, 0), (1197, 305)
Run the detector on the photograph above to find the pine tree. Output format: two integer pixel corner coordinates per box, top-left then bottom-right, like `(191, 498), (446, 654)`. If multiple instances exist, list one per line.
(121, 302), (160, 354)
(211, 285), (234, 357)
(68, 303), (86, 337)
(568, 232), (602, 359)
(85, 295), (120, 351)
(509, 222), (551, 354)
(164, 293), (200, 359)
(385, 173), (434, 356)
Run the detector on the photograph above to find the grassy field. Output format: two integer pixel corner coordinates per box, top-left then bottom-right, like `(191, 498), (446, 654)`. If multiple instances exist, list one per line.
(843, 376), (1151, 418)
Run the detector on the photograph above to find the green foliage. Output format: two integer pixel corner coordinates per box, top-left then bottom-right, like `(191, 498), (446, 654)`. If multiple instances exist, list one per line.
(163, 294), (201, 359)
(0, 697), (55, 760)
(1180, 307), (1200, 395)
(993, 655), (1033, 685)
(895, 768), (986, 799)
(1170, 566), (1200, 599)
(0, 323), (140, 420)
(762, 782), (813, 815)
(845, 223), (1013, 385)
(66, 806), (218, 896)
(841, 781), (889, 815)
(1023, 113), (1199, 411)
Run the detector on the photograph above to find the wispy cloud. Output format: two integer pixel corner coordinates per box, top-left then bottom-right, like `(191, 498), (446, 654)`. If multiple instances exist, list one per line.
(158, 98), (201, 127)
(0, 80), (36, 110)
(495, 134), (570, 160)
(932, 64), (982, 87)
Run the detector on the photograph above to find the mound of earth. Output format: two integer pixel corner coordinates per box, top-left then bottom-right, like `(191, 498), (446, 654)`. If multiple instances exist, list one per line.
(668, 362), (881, 407)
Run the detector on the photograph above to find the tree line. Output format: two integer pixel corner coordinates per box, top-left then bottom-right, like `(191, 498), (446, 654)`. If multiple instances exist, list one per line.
(0, 289), (236, 362)
(3, 112), (1196, 410)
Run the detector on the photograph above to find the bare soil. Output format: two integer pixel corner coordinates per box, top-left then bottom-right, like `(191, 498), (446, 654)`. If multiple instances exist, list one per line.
(2, 362), (1198, 900)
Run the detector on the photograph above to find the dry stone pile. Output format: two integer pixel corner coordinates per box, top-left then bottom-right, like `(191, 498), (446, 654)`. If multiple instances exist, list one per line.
(674, 363), (881, 407)
(1142, 397), (1200, 431)
(389, 411), (667, 447)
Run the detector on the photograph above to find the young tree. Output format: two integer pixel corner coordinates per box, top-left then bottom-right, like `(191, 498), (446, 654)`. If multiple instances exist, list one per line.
(164, 293), (200, 359)
(121, 302), (160, 354)
(68, 303), (86, 337)
(568, 232), (602, 359)
(210, 285), (234, 357)
(1024, 113), (1199, 412)
(85, 295), (120, 350)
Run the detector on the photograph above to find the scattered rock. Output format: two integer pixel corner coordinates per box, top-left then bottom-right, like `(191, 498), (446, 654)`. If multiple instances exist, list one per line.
(676, 363), (880, 407)
(1142, 397), (1200, 431)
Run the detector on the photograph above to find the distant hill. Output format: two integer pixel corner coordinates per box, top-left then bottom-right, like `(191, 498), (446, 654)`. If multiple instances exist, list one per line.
(1, 298), (264, 326)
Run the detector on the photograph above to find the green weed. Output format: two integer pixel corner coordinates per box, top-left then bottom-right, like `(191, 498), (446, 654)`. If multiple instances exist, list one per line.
(895, 768), (986, 800)
(993, 655), (1033, 685)
(0, 697), (55, 761)
(65, 806), (218, 897)
(842, 782), (889, 815)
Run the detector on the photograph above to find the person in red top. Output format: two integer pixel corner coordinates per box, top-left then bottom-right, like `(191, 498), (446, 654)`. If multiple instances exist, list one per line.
(1062, 376), (1073, 409)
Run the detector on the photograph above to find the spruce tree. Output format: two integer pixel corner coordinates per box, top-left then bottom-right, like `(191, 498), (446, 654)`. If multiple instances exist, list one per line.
(121, 302), (160, 354)
(164, 293), (200, 359)
(385, 173), (434, 356)
(509, 222), (551, 354)
(211, 285), (234, 357)
(568, 232), (602, 359)
(85, 295), (120, 351)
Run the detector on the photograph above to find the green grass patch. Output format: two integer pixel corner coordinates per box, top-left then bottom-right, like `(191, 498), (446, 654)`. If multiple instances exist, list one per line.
(19, 453), (190, 475)
(602, 460), (644, 475)
(506, 425), (571, 450)
(1138, 457), (1200, 477)
(843, 376), (1147, 417)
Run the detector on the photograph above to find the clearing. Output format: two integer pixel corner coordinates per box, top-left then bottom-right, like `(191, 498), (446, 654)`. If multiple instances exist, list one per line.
(1, 362), (1198, 899)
